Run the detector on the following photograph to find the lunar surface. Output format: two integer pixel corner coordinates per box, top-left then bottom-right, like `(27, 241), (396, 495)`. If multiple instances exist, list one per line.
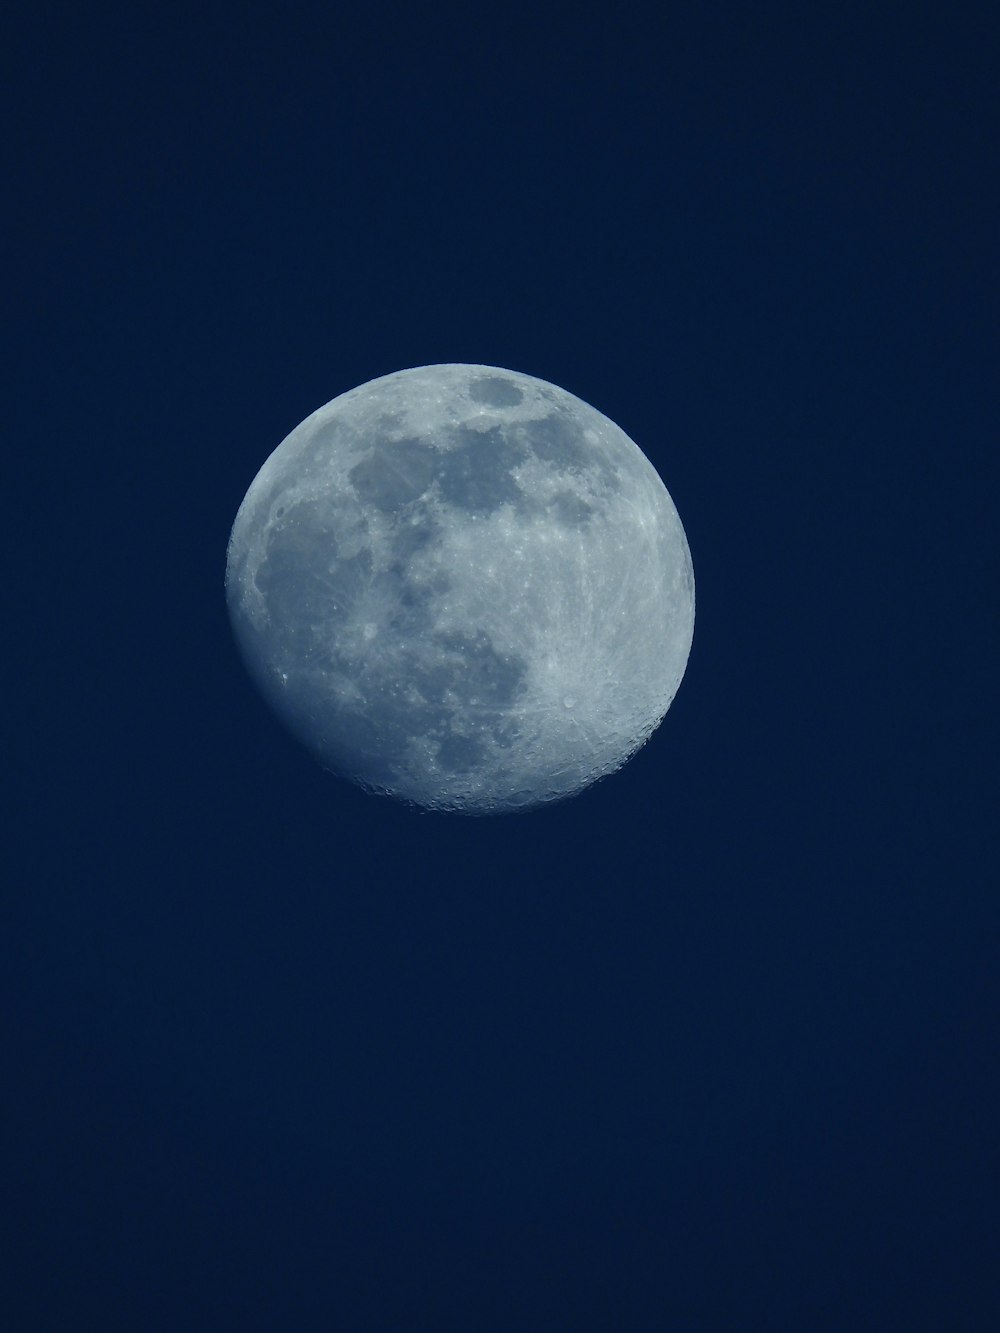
(225, 365), (694, 813)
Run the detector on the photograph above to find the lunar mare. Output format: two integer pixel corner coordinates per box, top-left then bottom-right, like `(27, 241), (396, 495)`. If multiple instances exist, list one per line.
(225, 365), (694, 813)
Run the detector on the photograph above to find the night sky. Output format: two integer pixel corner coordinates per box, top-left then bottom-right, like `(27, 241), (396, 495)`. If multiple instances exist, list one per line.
(6, 4), (997, 1329)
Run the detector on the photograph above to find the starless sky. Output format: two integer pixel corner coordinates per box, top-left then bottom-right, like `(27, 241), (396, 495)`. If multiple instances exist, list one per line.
(5, 3), (997, 1330)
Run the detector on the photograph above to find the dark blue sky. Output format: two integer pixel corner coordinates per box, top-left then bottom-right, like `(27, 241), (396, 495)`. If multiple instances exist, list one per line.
(6, 4), (997, 1329)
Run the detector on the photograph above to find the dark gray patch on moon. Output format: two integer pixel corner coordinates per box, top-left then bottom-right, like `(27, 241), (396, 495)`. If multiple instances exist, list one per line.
(549, 491), (594, 526)
(437, 425), (526, 513)
(256, 536), (373, 662)
(253, 498), (369, 656)
(382, 568), (435, 635)
(311, 627), (528, 788)
(436, 734), (486, 773)
(349, 438), (436, 513)
(519, 412), (588, 470)
(434, 630), (527, 708)
(519, 412), (620, 493)
(468, 375), (525, 407)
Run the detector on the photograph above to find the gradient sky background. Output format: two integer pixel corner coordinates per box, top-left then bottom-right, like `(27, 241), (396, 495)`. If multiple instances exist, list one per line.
(6, 4), (997, 1329)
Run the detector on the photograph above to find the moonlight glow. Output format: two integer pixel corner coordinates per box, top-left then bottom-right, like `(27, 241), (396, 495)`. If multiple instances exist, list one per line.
(225, 365), (695, 813)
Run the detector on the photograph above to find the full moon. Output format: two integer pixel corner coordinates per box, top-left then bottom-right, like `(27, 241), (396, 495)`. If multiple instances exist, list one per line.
(226, 365), (694, 813)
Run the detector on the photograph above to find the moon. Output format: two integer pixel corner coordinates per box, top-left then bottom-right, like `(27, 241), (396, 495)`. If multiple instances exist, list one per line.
(225, 365), (694, 813)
